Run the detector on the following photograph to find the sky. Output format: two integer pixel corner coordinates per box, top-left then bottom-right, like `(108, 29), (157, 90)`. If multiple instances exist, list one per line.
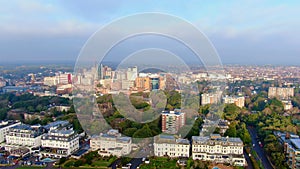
(0, 0), (300, 65)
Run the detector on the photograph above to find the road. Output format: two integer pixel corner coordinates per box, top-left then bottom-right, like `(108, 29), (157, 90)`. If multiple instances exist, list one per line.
(130, 158), (143, 169)
(243, 148), (253, 169)
(0, 162), (54, 169)
(248, 127), (273, 169)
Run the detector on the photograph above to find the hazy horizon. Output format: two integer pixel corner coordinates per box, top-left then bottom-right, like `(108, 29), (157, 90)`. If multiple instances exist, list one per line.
(1, 1), (300, 65)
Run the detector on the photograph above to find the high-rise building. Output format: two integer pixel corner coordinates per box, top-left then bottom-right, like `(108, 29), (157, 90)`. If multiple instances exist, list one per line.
(159, 76), (165, 90)
(43, 76), (58, 86)
(161, 109), (186, 134)
(58, 73), (72, 84)
(135, 77), (151, 91)
(268, 87), (294, 100)
(99, 65), (113, 80)
(127, 66), (138, 81)
(150, 77), (160, 90)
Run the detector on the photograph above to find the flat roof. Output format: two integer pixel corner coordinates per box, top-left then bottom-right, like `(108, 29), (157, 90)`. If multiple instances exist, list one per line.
(44, 120), (69, 130)
(290, 139), (300, 149)
(0, 121), (20, 129)
(176, 138), (190, 144)
(159, 135), (175, 140)
(12, 124), (33, 130)
(50, 129), (74, 135)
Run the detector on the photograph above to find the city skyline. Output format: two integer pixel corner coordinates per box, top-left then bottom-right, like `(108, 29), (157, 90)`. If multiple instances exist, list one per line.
(1, 1), (300, 65)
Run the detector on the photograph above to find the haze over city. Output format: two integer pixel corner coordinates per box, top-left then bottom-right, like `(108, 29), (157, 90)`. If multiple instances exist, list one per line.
(1, 1), (300, 169)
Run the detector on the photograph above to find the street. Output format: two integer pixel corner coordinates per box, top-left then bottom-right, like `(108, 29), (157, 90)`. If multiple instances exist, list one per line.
(248, 126), (273, 169)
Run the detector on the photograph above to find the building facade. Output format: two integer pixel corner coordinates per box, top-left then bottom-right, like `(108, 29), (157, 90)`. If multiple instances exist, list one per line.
(223, 96), (245, 108)
(154, 135), (190, 158)
(6, 124), (43, 147)
(90, 129), (132, 157)
(41, 128), (79, 158)
(285, 138), (300, 169)
(268, 87), (294, 100)
(0, 121), (21, 143)
(161, 109), (186, 134)
(135, 77), (151, 91)
(201, 92), (222, 105)
(192, 134), (246, 166)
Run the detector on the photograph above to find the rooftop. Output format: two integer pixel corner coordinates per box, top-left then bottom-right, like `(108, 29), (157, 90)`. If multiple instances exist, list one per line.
(0, 121), (20, 129)
(290, 139), (300, 149)
(162, 109), (184, 116)
(155, 134), (189, 145)
(11, 124), (33, 131)
(49, 129), (74, 135)
(43, 120), (69, 130)
(192, 135), (243, 144)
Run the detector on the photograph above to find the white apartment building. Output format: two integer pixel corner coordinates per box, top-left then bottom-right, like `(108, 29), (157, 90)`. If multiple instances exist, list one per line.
(154, 135), (190, 158)
(43, 76), (58, 86)
(0, 121), (21, 143)
(90, 129), (132, 157)
(201, 92), (222, 105)
(192, 134), (246, 166)
(41, 128), (79, 158)
(223, 96), (245, 108)
(268, 87), (294, 100)
(6, 124), (43, 147)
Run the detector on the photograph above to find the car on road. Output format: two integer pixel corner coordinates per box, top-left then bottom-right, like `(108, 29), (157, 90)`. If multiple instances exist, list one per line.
(145, 159), (150, 164)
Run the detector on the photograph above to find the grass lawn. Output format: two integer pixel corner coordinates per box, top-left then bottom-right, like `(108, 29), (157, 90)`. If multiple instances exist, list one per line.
(91, 160), (110, 167)
(62, 156), (117, 168)
(16, 166), (44, 169)
(139, 157), (179, 169)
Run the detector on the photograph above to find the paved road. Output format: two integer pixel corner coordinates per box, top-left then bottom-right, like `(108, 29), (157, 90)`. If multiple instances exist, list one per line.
(130, 158), (143, 169)
(243, 148), (253, 169)
(109, 158), (121, 169)
(248, 127), (273, 169)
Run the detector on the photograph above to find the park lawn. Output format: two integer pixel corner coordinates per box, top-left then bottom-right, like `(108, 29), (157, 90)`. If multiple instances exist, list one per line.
(140, 157), (179, 169)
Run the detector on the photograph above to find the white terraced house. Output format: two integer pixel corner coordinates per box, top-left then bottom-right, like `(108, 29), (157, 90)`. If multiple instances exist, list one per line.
(90, 129), (132, 157)
(192, 134), (246, 166)
(154, 134), (190, 158)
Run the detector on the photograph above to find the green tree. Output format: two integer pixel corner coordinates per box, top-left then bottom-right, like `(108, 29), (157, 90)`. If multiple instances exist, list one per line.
(133, 124), (153, 138)
(225, 122), (237, 137)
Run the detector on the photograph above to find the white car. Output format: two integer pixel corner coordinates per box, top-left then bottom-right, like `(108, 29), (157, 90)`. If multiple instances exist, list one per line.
(145, 159), (150, 164)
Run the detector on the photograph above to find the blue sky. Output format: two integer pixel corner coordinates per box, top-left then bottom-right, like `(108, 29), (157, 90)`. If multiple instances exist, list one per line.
(0, 0), (300, 65)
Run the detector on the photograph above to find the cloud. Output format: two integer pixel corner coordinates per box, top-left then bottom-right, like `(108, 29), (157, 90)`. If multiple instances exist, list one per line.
(0, 0), (300, 64)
